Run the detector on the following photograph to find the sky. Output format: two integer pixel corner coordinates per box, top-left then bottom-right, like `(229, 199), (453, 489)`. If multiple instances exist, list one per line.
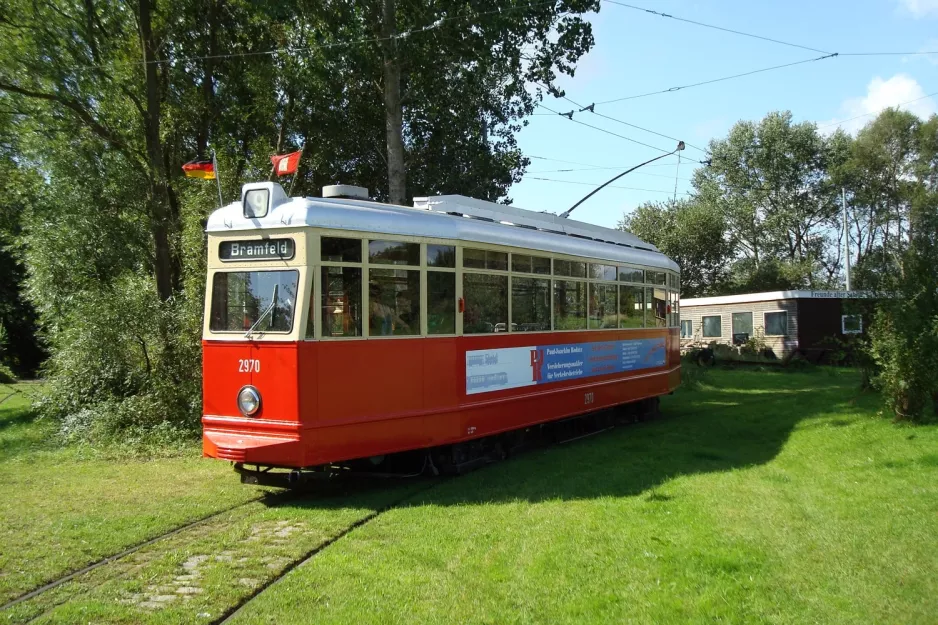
(507, 0), (938, 228)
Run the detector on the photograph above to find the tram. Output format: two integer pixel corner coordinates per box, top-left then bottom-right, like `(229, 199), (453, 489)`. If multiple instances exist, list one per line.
(202, 181), (681, 482)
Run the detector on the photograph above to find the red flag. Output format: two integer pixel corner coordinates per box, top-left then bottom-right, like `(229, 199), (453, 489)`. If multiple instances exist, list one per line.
(271, 150), (302, 176)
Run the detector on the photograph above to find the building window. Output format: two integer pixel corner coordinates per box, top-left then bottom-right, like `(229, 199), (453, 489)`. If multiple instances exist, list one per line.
(732, 312), (753, 343)
(680, 319), (692, 338)
(702, 315), (721, 338)
(463, 273), (508, 333)
(512, 277), (550, 332)
(764, 311), (788, 336)
(842, 314), (863, 334)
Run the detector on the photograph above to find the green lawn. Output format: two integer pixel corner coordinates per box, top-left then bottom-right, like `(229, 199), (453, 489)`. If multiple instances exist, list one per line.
(0, 383), (268, 604)
(4, 370), (938, 624)
(226, 369), (938, 625)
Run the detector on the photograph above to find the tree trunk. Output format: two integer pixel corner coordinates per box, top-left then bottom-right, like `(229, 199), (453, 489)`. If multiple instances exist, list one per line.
(138, 0), (176, 301)
(380, 0), (406, 204)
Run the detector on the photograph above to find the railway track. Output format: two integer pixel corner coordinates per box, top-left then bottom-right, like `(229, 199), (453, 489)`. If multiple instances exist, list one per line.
(0, 492), (280, 613)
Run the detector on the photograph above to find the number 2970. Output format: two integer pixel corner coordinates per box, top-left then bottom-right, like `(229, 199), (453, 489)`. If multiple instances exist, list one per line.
(238, 359), (261, 373)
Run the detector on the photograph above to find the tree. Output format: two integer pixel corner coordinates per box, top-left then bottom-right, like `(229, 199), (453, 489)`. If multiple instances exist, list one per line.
(694, 111), (849, 289)
(619, 198), (734, 297)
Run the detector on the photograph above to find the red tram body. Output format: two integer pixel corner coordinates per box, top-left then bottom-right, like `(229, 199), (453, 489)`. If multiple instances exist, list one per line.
(201, 183), (681, 476)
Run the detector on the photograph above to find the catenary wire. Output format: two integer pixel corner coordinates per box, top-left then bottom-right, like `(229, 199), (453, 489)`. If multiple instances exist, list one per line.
(527, 175), (693, 195)
(601, 0), (832, 55)
(815, 90), (938, 130)
(595, 53), (838, 105)
(535, 102), (685, 155)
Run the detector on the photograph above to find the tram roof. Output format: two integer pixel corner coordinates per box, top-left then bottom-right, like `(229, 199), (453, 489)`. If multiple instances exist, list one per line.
(206, 182), (679, 272)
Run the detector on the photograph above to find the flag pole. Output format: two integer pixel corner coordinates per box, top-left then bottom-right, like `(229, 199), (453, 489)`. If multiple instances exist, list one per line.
(288, 144), (305, 197)
(212, 149), (224, 208)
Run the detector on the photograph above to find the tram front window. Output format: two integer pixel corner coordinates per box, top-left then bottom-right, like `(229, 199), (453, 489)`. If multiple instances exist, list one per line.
(210, 270), (299, 333)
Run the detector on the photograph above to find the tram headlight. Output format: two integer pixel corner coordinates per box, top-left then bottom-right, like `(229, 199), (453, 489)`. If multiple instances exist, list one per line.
(238, 386), (261, 416)
(243, 188), (270, 219)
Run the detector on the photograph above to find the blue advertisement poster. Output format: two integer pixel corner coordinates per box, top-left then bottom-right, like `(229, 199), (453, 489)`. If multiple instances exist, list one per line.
(466, 337), (667, 395)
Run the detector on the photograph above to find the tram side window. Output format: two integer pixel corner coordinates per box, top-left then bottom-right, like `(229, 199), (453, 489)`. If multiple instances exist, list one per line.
(321, 266), (362, 337)
(512, 277), (550, 332)
(512, 254), (550, 275)
(652, 288), (667, 328)
(619, 285), (644, 328)
(588, 283), (617, 329)
(368, 269), (420, 336)
(554, 280), (587, 330)
(321, 236), (362, 263)
(464, 248), (508, 271)
(369, 240), (419, 266)
(618, 266), (643, 283)
(428, 244), (456, 268)
(428, 271), (456, 334)
(554, 259), (587, 278)
(589, 264), (618, 281)
(464, 273), (508, 333)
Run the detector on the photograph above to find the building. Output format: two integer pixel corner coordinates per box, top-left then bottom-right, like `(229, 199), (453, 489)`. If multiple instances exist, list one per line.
(679, 290), (871, 358)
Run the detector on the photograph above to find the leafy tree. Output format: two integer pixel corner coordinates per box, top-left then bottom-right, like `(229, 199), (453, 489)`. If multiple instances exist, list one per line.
(694, 111), (849, 289)
(619, 198), (734, 297)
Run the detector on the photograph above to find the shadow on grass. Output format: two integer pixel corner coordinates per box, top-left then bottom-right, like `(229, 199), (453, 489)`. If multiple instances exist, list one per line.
(275, 370), (866, 512)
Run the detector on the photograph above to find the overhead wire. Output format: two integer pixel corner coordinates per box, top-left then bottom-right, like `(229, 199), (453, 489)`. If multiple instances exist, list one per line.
(527, 175), (693, 196)
(815, 90), (938, 130)
(601, 0), (832, 55)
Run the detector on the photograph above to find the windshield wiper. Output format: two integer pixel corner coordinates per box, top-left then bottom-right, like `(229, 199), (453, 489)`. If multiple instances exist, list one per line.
(244, 284), (279, 339)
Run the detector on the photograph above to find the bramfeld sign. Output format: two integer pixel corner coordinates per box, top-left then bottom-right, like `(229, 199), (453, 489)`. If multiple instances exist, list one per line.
(219, 238), (295, 261)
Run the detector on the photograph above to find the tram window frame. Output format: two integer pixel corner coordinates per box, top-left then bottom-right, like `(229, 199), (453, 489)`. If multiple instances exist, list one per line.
(588, 282), (618, 329)
(618, 266), (644, 284)
(463, 272), (509, 334)
(554, 259), (587, 278)
(553, 279), (587, 330)
(619, 285), (644, 328)
(209, 269), (300, 334)
(511, 253), (551, 275)
(368, 267), (421, 337)
(512, 276), (551, 332)
(320, 264), (363, 338)
(589, 263), (618, 281)
(368, 240), (420, 266)
(464, 248), (508, 271)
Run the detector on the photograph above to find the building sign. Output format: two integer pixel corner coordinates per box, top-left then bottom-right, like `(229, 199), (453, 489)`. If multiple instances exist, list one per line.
(809, 290), (871, 299)
(219, 238), (295, 261)
(465, 338), (666, 395)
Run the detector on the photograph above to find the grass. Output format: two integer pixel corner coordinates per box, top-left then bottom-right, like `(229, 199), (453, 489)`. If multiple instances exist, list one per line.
(3, 371), (938, 624)
(0, 383), (270, 604)
(226, 369), (938, 625)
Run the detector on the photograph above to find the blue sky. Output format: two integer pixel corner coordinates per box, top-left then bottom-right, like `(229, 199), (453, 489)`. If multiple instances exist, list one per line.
(507, 0), (938, 228)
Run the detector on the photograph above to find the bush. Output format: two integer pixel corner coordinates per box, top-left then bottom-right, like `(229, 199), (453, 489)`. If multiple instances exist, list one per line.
(35, 273), (202, 444)
(0, 324), (15, 383)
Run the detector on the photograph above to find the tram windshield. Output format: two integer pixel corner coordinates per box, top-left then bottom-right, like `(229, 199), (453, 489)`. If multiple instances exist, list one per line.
(210, 270), (299, 333)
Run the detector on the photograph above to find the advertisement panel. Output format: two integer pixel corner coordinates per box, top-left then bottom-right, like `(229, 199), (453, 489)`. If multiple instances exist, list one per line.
(466, 337), (666, 395)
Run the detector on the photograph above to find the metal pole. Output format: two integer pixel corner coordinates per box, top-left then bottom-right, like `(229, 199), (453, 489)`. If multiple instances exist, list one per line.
(560, 141), (685, 219)
(288, 144), (305, 197)
(842, 187), (851, 291)
(212, 150), (224, 208)
(672, 151), (681, 202)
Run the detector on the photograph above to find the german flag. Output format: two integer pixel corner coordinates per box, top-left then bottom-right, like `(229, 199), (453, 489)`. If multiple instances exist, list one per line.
(182, 158), (216, 180)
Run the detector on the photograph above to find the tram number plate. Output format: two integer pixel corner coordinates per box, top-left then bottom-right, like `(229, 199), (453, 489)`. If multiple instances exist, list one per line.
(584, 392), (595, 405)
(238, 359), (261, 373)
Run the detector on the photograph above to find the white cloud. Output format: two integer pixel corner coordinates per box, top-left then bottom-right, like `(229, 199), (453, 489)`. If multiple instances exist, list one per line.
(819, 73), (937, 134)
(897, 0), (938, 17)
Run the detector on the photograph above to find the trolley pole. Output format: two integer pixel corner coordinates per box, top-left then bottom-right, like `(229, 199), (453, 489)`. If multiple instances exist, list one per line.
(212, 149), (224, 208)
(842, 187), (851, 291)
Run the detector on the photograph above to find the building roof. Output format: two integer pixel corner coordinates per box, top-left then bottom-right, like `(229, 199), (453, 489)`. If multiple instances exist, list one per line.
(681, 290), (873, 307)
(206, 182), (679, 272)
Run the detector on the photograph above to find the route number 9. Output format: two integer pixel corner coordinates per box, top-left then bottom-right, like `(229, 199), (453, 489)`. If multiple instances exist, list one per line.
(239, 359), (260, 373)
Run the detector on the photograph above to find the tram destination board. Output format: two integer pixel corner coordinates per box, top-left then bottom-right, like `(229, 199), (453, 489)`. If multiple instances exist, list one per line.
(219, 238), (295, 261)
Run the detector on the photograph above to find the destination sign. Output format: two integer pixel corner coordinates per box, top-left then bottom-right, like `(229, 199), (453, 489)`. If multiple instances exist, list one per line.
(219, 238), (295, 261)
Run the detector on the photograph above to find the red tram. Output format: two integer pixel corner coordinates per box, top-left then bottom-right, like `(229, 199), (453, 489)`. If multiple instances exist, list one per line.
(202, 182), (681, 481)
